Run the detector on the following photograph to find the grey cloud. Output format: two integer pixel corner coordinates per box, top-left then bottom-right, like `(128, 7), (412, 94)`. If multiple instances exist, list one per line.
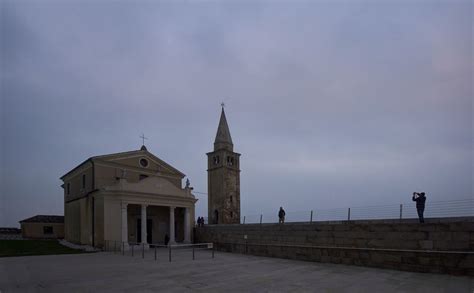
(1, 1), (471, 226)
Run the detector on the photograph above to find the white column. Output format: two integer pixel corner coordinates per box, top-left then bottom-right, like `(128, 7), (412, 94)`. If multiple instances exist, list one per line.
(121, 202), (129, 251)
(184, 207), (191, 243)
(169, 206), (176, 245)
(141, 204), (148, 248)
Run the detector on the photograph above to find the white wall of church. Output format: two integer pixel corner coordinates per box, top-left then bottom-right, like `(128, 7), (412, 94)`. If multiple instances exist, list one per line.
(94, 195), (104, 247)
(65, 200), (81, 244)
(103, 198), (122, 245)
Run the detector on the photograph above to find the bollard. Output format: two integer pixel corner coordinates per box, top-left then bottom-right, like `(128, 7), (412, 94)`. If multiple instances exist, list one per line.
(154, 245), (157, 261)
(260, 214), (263, 225)
(132, 244), (134, 257)
(399, 204), (403, 221)
(212, 244), (215, 259)
(192, 246), (195, 260)
(122, 242), (125, 255)
(243, 216), (246, 224)
(114, 241), (117, 254)
(310, 210), (313, 223)
(347, 208), (351, 221)
(142, 243), (144, 259)
(169, 245), (172, 262)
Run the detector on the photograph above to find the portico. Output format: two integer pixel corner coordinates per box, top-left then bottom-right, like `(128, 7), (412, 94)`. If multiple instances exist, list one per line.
(109, 177), (196, 250)
(120, 203), (193, 248)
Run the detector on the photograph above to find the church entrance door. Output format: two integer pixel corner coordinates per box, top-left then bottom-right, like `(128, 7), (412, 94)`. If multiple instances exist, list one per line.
(137, 219), (153, 243)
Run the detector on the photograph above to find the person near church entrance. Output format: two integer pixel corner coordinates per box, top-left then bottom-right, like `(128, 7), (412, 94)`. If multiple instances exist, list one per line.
(412, 192), (426, 223)
(197, 217), (204, 227)
(164, 233), (170, 245)
(278, 207), (286, 224)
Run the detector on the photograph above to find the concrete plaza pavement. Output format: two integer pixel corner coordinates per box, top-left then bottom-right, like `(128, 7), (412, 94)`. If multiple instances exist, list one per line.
(0, 249), (473, 292)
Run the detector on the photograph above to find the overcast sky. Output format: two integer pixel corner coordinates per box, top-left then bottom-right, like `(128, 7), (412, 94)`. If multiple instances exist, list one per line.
(1, 0), (472, 227)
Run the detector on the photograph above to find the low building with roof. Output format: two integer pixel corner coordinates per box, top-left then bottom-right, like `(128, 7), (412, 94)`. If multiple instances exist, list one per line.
(19, 215), (65, 239)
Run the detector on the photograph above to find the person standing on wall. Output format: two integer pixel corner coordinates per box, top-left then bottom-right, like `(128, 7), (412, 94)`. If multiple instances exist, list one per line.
(412, 192), (427, 223)
(278, 207), (286, 224)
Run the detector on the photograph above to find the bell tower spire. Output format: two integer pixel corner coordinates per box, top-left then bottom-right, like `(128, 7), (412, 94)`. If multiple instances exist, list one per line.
(214, 104), (233, 151)
(207, 105), (241, 224)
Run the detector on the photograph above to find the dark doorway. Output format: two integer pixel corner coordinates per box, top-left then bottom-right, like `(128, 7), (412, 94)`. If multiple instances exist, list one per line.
(214, 210), (219, 224)
(137, 219), (153, 243)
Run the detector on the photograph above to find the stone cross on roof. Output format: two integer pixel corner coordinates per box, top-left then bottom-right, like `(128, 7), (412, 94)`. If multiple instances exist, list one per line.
(140, 133), (148, 146)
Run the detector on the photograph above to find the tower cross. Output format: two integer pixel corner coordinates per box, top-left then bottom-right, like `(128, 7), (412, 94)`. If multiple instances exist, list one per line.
(140, 133), (148, 146)
(221, 102), (225, 108)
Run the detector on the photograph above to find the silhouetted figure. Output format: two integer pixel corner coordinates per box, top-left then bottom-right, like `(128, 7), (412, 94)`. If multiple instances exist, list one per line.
(164, 233), (170, 245)
(197, 217), (204, 227)
(412, 192), (426, 223)
(278, 207), (286, 224)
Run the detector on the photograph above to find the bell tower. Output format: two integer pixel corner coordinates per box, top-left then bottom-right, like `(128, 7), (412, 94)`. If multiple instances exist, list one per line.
(207, 105), (240, 224)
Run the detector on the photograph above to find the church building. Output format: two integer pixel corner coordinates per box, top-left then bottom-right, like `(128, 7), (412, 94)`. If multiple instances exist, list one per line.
(60, 146), (196, 249)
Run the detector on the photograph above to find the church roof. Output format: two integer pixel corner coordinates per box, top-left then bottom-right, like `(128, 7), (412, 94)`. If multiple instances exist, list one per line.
(214, 107), (233, 150)
(60, 148), (185, 180)
(20, 215), (64, 224)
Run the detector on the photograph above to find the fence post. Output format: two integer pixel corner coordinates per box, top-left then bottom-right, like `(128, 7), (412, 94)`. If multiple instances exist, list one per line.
(243, 216), (246, 224)
(260, 214), (262, 225)
(310, 210), (313, 223)
(347, 208), (351, 221)
(399, 204), (403, 221)
(169, 245), (172, 262)
(154, 245), (157, 261)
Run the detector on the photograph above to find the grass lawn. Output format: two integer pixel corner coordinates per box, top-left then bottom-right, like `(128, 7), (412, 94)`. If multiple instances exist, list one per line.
(0, 240), (90, 257)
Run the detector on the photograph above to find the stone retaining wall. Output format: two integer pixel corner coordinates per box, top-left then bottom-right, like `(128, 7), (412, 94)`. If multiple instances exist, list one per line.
(195, 218), (474, 275)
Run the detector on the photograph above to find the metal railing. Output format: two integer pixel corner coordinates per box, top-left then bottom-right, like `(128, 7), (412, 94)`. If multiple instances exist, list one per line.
(200, 198), (473, 224)
(103, 240), (215, 262)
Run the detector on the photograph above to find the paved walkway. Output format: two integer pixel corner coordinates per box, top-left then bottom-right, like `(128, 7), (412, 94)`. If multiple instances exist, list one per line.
(0, 250), (472, 292)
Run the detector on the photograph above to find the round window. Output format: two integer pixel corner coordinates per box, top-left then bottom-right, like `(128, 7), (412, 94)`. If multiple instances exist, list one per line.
(139, 158), (149, 168)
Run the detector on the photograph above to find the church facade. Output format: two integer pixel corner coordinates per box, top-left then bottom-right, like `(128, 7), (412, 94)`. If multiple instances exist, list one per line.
(207, 107), (241, 224)
(60, 146), (196, 249)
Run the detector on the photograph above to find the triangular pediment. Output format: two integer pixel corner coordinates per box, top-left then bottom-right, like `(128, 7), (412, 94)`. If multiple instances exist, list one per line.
(104, 176), (194, 198)
(93, 149), (185, 178)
